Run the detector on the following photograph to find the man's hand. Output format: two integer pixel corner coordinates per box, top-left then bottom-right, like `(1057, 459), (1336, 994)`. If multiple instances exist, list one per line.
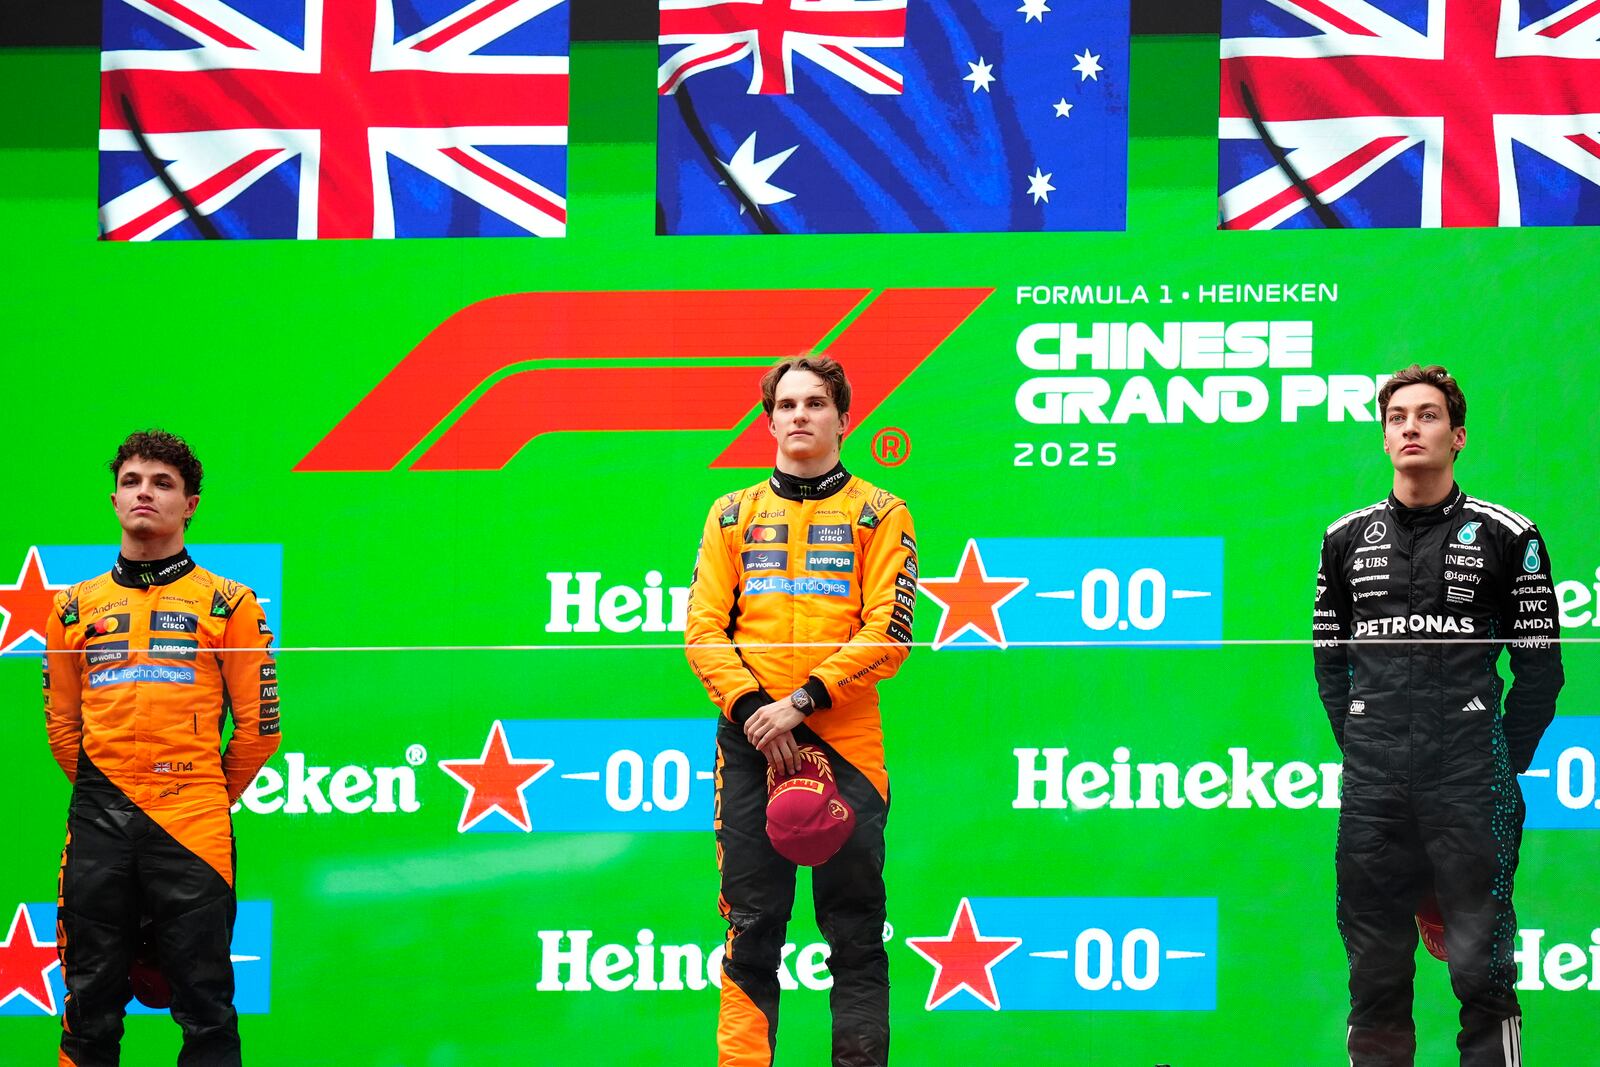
(761, 729), (801, 776)
(746, 698), (805, 774)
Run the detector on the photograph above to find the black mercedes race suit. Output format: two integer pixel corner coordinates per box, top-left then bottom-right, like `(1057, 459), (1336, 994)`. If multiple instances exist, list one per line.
(1314, 485), (1563, 1067)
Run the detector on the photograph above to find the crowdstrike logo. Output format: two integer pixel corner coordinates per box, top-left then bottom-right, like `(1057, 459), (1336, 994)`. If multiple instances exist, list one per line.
(296, 288), (990, 472)
(534, 928), (832, 993)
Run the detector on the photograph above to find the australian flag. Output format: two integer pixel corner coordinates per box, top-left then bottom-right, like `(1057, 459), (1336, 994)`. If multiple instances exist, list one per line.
(1219, 1), (1600, 229)
(98, 0), (570, 240)
(657, 0), (1130, 234)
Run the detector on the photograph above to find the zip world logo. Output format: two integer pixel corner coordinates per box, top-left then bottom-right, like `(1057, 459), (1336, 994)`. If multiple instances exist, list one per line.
(0, 545), (282, 655)
(294, 288), (990, 472)
(0, 901), (272, 1017)
(905, 897), (1217, 1011)
(917, 538), (1223, 649)
(437, 719), (716, 832)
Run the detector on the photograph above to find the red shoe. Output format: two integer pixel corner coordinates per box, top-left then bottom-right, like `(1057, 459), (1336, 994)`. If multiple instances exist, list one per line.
(1416, 890), (1448, 962)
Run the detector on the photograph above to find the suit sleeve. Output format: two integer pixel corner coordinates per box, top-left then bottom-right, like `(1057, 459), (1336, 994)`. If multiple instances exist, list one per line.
(685, 501), (764, 721)
(220, 590), (281, 803)
(808, 503), (916, 706)
(1501, 527), (1563, 773)
(1313, 532), (1353, 752)
(44, 590), (83, 782)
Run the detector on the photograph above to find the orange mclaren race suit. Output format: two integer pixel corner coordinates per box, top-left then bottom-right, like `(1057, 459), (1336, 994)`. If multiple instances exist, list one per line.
(687, 464), (916, 1067)
(43, 549), (279, 1067)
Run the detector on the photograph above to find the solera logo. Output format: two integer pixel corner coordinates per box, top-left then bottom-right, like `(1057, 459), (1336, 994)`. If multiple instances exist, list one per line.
(296, 289), (991, 472)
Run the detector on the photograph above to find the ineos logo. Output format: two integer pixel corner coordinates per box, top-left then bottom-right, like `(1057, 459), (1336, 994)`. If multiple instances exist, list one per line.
(1363, 520), (1387, 545)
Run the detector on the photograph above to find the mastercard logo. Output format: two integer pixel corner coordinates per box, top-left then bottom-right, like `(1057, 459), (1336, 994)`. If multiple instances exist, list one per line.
(752, 527), (779, 542)
(104, 617), (121, 633)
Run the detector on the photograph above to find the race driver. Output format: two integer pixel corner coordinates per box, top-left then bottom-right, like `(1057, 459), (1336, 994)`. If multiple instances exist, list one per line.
(44, 430), (280, 1066)
(687, 356), (916, 1067)
(1314, 365), (1562, 1066)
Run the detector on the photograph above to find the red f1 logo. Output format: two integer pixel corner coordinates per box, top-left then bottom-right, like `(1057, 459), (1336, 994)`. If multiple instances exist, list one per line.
(296, 288), (991, 471)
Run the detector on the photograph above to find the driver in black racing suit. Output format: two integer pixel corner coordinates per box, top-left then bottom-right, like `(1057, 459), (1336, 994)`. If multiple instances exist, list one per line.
(1314, 365), (1562, 1067)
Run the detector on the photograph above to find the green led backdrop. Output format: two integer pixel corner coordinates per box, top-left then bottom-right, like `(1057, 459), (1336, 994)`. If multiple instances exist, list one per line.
(1, 37), (1597, 1066)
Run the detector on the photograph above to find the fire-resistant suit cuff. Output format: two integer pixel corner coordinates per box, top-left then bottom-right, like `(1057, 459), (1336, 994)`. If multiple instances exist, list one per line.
(731, 689), (772, 726)
(802, 677), (832, 714)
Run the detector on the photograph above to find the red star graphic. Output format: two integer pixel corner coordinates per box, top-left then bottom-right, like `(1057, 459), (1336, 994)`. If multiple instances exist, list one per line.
(0, 903), (60, 1014)
(437, 720), (553, 833)
(0, 547), (69, 653)
(916, 539), (1028, 650)
(905, 897), (1022, 1011)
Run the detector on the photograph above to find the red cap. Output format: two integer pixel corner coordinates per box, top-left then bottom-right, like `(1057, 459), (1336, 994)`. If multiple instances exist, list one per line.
(130, 951), (172, 1010)
(766, 746), (856, 867)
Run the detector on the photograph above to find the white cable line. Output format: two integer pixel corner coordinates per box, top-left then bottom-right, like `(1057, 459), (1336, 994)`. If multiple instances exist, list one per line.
(9, 637), (1598, 654)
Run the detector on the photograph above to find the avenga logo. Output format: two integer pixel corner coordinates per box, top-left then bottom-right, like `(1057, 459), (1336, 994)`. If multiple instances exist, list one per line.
(535, 929), (831, 993)
(296, 289), (989, 472)
(1014, 746), (1342, 811)
(1013, 319), (1386, 425)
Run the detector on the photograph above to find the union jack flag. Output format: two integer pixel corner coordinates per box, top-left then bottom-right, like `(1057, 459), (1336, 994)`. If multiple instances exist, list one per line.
(659, 0), (907, 95)
(98, 0), (569, 240)
(1219, 1), (1600, 228)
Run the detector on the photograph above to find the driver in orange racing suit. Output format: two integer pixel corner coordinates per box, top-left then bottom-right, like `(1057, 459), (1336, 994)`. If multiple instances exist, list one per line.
(44, 430), (279, 1067)
(687, 357), (916, 1067)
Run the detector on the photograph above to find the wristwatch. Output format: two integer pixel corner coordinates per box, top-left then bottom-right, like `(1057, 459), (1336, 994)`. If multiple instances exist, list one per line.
(789, 687), (814, 716)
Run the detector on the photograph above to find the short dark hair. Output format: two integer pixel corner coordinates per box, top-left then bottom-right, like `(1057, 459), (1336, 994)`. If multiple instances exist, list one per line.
(760, 355), (852, 417)
(1378, 364), (1466, 428)
(109, 430), (204, 497)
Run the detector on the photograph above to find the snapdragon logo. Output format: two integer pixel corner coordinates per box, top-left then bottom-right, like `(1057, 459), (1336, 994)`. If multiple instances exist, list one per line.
(534, 929), (832, 993)
(233, 751), (423, 815)
(1014, 746), (1342, 811)
(1014, 319), (1384, 425)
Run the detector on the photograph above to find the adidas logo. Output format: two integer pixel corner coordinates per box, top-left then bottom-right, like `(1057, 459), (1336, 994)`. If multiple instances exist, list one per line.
(1463, 696), (1487, 712)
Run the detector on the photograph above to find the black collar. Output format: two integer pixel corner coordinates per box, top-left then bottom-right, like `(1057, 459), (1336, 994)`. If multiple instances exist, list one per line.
(1388, 484), (1463, 528)
(113, 549), (195, 589)
(769, 463), (850, 501)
